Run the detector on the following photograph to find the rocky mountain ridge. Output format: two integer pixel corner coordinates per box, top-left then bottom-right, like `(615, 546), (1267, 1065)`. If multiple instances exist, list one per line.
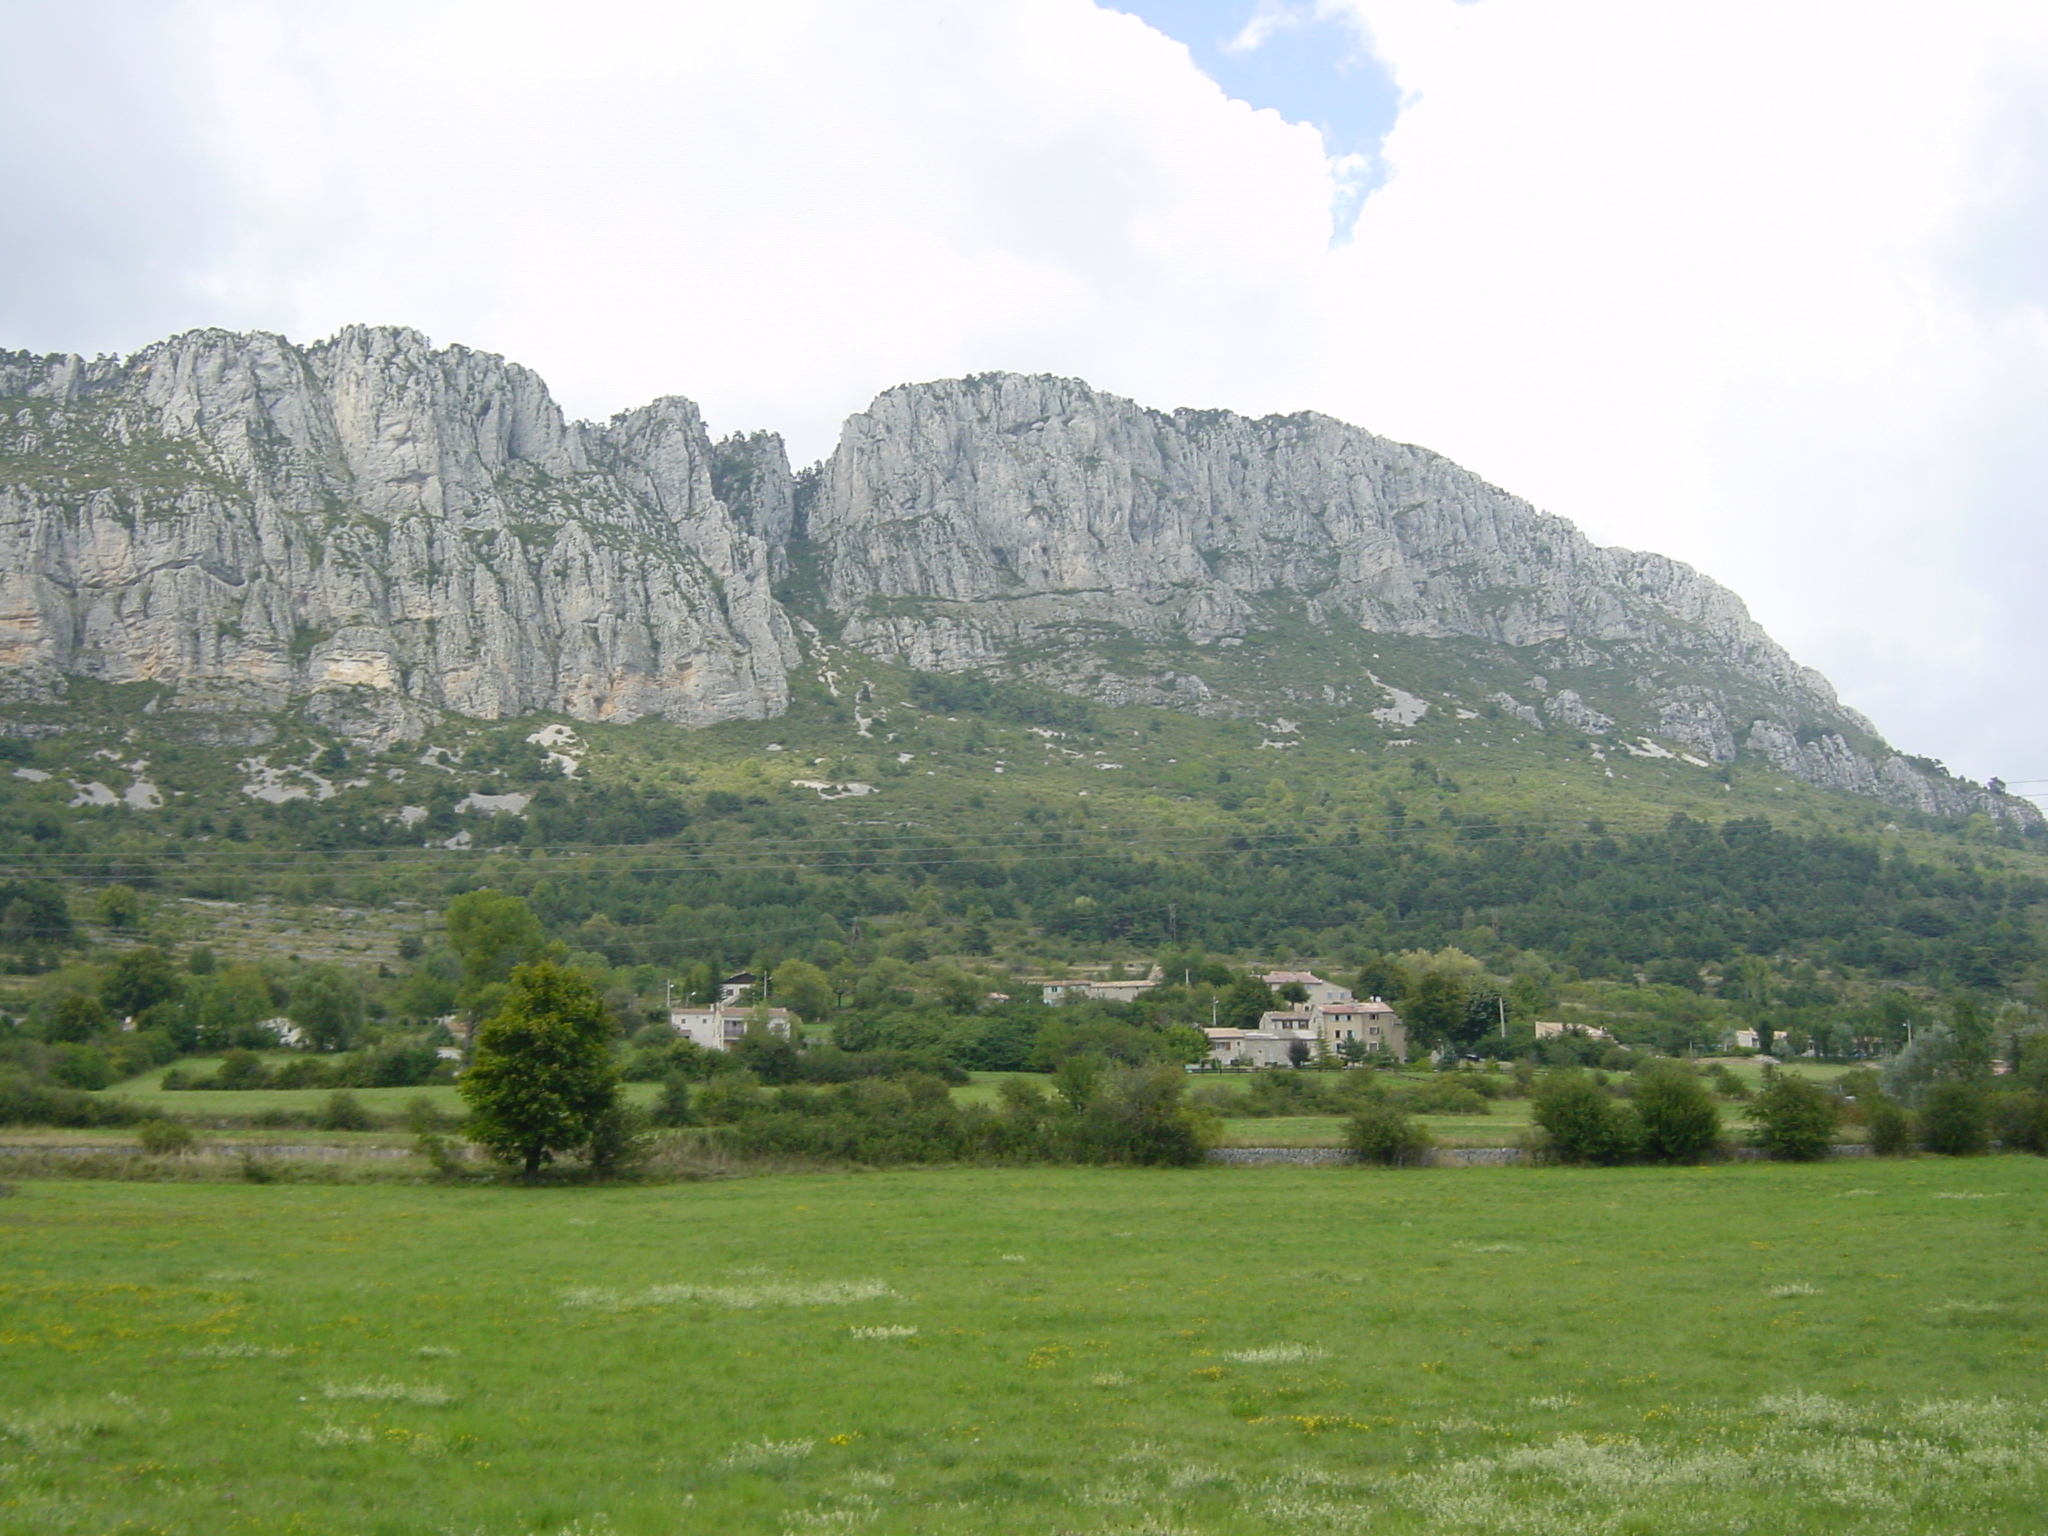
(0, 326), (2028, 826)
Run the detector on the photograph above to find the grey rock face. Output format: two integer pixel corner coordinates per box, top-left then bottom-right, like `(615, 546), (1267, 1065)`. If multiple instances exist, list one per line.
(806, 373), (1837, 708)
(1745, 719), (2016, 821)
(1544, 690), (1614, 735)
(0, 334), (2031, 825)
(0, 327), (794, 737)
(1654, 687), (1737, 764)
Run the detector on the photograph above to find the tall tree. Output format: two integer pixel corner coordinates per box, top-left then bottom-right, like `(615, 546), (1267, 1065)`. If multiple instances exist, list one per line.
(445, 889), (549, 1010)
(459, 962), (620, 1177)
(289, 964), (364, 1052)
(101, 947), (182, 1020)
(1402, 971), (1468, 1050)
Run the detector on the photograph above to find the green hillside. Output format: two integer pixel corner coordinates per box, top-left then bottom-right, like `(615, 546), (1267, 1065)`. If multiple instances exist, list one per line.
(3, 639), (2045, 1062)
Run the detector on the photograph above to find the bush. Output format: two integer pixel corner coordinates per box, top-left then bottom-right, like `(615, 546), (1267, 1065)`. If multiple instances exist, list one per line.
(1921, 1080), (1989, 1156)
(405, 1095), (454, 1133)
(1865, 1096), (1914, 1156)
(1344, 1098), (1434, 1167)
(136, 1118), (196, 1156)
(650, 1075), (694, 1127)
(215, 1050), (272, 1090)
(1706, 1063), (1750, 1100)
(1989, 1090), (2048, 1155)
(1632, 1063), (1723, 1163)
(48, 1045), (114, 1091)
(1532, 1073), (1641, 1165)
(0, 1072), (147, 1127)
(415, 1131), (467, 1179)
(1746, 1071), (1838, 1161)
(1397, 1077), (1491, 1116)
(318, 1091), (375, 1132)
(1066, 1067), (1216, 1166)
(583, 1102), (654, 1178)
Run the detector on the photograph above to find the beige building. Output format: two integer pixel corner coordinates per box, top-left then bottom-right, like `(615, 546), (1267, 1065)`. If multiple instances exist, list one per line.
(670, 1002), (795, 1052)
(1312, 999), (1405, 1057)
(1533, 1020), (1613, 1043)
(1202, 1028), (1298, 1068)
(1259, 970), (1355, 1009)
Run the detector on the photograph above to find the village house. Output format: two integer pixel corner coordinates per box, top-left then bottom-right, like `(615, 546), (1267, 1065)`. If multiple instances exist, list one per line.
(1040, 966), (1164, 1005)
(1259, 970), (1355, 1008)
(669, 1001), (795, 1052)
(1311, 998), (1405, 1057)
(1212, 995), (1406, 1066)
(1201, 1028), (1297, 1068)
(1533, 1020), (1614, 1043)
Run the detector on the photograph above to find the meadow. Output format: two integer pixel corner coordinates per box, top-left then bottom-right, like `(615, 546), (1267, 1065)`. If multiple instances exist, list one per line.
(3, 1157), (2045, 1535)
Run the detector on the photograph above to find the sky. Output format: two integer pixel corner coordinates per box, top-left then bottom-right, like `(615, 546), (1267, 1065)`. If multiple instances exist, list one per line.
(1, 0), (2045, 791)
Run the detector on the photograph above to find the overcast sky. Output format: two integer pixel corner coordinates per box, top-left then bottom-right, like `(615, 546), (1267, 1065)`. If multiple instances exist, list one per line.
(3, 1), (2045, 790)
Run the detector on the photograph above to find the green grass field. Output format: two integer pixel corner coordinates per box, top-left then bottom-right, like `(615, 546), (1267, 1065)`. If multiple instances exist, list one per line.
(4, 1157), (2045, 1535)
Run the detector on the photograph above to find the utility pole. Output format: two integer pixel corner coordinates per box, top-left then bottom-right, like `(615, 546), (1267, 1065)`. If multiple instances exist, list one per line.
(1168, 901), (1177, 944)
(1498, 995), (1507, 1038)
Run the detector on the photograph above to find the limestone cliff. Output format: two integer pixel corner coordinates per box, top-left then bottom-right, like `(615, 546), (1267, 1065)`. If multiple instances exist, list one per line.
(0, 330), (2028, 824)
(0, 326), (795, 744)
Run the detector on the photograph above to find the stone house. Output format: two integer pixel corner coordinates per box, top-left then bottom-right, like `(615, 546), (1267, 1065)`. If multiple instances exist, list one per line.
(1311, 999), (1405, 1057)
(1534, 1020), (1614, 1043)
(1202, 1028), (1298, 1068)
(1259, 970), (1355, 1009)
(670, 1002), (795, 1052)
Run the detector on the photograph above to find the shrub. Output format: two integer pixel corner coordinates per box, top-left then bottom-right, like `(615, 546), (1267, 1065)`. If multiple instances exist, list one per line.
(0, 1072), (147, 1128)
(404, 1095), (453, 1133)
(649, 1075), (694, 1127)
(1706, 1063), (1750, 1100)
(48, 1045), (114, 1091)
(1398, 1077), (1490, 1116)
(136, 1118), (196, 1156)
(215, 1050), (272, 1090)
(583, 1102), (654, 1178)
(1921, 1080), (1989, 1156)
(1747, 1071), (1838, 1161)
(1865, 1096), (1914, 1156)
(1633, 1063), (1723, 1163)
(1532, 1072), (1641, 1165)
(1989, 1090), (2048, 1155)
(1344, 1098), (1434, 1167)
(694, 1076), (769, 1124)
(319, 1091), (375, 1132)
(415, 1131), (467, 1178)
(1067, 1067), (1215, 1166)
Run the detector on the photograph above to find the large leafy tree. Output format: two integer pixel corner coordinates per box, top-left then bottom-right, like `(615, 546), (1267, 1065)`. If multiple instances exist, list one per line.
(1401, 971), (1468, 1050)
(290, 964), (364, 1052)
(445, 889), (550, 1011)
(459, 962), (620, 1177)
(101, 947), (182, 1021)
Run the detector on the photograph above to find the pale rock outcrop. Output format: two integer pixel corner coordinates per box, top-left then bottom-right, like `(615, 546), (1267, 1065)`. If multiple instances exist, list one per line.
(1745, 720), (2025, 823)
(0, 327), (795, 734)
(1543, 690), (1614, 735)
(805, 374), (1838, 709)
(0, 335), (2032, 826)
(1654, 687), (1737, 764)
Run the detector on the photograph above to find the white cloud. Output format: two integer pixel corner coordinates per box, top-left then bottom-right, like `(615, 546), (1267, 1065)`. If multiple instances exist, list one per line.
(0, 0), (2044, 780)
(1303, 0), (2048, 780)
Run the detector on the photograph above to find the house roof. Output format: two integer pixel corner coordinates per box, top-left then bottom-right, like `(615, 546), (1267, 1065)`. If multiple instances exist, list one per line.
(1260, 970), (1327, 986)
